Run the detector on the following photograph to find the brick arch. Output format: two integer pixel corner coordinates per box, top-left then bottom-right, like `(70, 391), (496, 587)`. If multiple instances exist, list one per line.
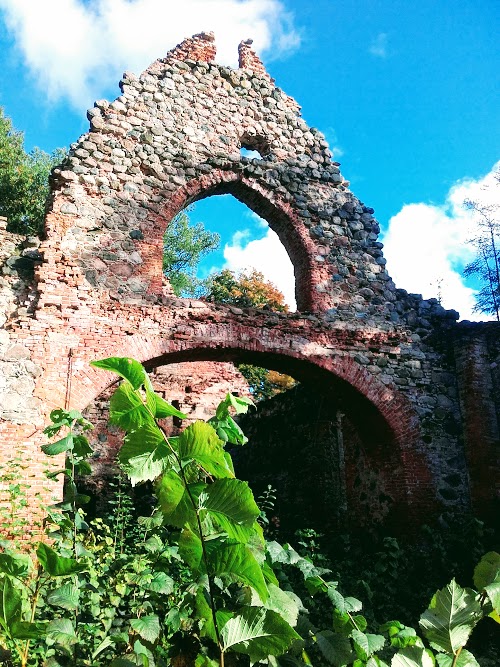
(77, 329), (434, 526)
(140, 169), (327, 311)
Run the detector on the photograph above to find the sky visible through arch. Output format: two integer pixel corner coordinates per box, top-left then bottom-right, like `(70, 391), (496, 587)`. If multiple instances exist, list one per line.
(0, 0), (498, 319)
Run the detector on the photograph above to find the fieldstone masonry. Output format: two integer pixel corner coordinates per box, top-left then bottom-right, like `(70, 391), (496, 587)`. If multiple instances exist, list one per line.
(0, 33), (498, 530)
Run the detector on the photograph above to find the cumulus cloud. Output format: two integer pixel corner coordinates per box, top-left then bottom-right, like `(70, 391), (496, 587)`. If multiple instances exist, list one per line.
(223, 228), (297, 310)
(369, 32), (389, 58)
(0, 0), (300, 108)
(382, 162), (500, 320)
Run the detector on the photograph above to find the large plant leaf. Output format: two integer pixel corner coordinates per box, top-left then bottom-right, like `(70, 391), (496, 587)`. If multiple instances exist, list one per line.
(391, 647), (435, 667)
(0, 577), (22, 628)
(351, 630), (385, 660)
(315, 630), (355, 666)
(178, 421), (233, 478)
(419, 579), (482, 654)
(473, 551), (500, 617)
(36, 543), (87, 576)
(435, 649), (479, 667)
(144, 572), (175, 595)
(0, 552), (31, 578)
(157, 471), (205, 528)
(179, 526), (204, 572)
(10, 621), (47, 640)
(206, 539), (269, 602)
(41, 433), (73, 456)
(91, 357), (147, 389)
(148, 390), (187, 420)
(221, 606), (300, 661)
(47, 618), (78, 647)
(109, 383), (152, 431)
(130, 615), (160, 643)
(250, 584), (302, 627)
(473, 551), (500, 590)
(119, 424), (174, 485)
(47, 583), (80, 610)
(202, 479), (260, 542)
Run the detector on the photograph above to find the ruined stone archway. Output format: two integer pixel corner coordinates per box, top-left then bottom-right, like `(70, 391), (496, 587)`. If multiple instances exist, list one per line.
(0, 32), (498, 529)
(80, 333), (430, 531)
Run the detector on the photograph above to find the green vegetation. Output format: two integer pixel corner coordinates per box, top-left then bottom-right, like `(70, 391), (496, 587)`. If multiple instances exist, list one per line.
(0, 357), (498, 666)
(163, 211), (220, 297)
(0, 108), (65, 236)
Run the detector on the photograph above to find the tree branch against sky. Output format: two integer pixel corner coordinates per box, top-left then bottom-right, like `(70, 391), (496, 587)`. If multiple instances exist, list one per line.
(463, 168), (500, 321)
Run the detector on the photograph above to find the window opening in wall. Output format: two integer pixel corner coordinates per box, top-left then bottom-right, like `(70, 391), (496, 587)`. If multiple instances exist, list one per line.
(240, 132), (270, 159)
(163, 194), (296, 310)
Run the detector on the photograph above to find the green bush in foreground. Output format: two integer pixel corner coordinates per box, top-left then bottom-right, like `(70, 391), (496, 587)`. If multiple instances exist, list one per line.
(0, 356), (498, 666)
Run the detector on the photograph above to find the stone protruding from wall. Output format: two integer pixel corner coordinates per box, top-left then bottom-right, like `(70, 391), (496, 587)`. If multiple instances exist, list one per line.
(147, 32), (217, 76)
(238, 39), (274, 83)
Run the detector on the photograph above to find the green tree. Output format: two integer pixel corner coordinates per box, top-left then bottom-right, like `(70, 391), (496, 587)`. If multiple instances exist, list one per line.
(463, 167), (500, 321)
(206, 269), (296, 400)
(0, 108), (65, 236)
(163, 210), (220, 296)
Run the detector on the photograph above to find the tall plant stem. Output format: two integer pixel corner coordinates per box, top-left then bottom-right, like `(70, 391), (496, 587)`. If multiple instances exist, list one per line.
(150, 410), (224, 660)
(21, 565), (44, 667)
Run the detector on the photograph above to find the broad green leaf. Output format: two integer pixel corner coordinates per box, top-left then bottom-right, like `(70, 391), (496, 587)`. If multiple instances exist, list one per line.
(179, 526), (204, 571)
(206, 539), (269, 602)
(195, 655), (220, 667)
(47, 618), (78, 647)
(91, 357), (147, 389)
(0, 552), (31, 578)
(110, 383), (152, 431)
(267, 585), (302, 627)
(315, 630), (355, 666)
(150, 391), (187, 420)
(47, 583), (80, 610)
(145, 572), (174, 594)
(157, 470), (204, 528)
(203, 478), (260, 542)
(391, 647), (435, 667)
(351, 630), (385, 660)
(0, 577), (22, 628)
(380, 621), (419, 649)
(419, 580), (482, 654)
(130, 615), (160, 643)
(119, 423), (174, 485)
(473, 551), (500, 590)
(195, 588), (234, 642)
(305, 575), (327, 595)
(435, 649), (479, 667)
(41, 433), (73, 456)
(36, 543), (87, 576)
(178, 421), (233, 478)
(228, 392), (255, 414)
(221, 606), (300, 660)
(10, 621), (47, 640)
(73, 434), (93, 458)
(473, 552), (500, 615)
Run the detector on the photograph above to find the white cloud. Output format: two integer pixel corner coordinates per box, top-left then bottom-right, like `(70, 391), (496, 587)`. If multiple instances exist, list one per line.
(369, 32), (388, 58)
(0, 0), (300, 108)
(382, 162), (500, 321)
(223, 228), (296, 309)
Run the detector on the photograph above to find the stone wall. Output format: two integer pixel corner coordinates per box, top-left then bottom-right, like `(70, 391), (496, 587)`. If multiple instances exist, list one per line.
(0, 33), (498, 530)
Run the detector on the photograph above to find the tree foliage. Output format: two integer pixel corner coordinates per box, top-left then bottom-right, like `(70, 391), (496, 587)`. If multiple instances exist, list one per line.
(206, 269), (296, 400)
(0, 108), (65, 236)
(206, 268), (288, 312)
(163, 210), (220, 296)
(463, 168), (500, 321)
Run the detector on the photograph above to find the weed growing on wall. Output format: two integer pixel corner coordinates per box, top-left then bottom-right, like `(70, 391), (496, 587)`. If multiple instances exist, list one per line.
(0, 357), (498, 666)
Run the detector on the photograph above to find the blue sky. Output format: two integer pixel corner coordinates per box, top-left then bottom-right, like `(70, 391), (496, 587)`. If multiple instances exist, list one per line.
(0, 0), (498, 317)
